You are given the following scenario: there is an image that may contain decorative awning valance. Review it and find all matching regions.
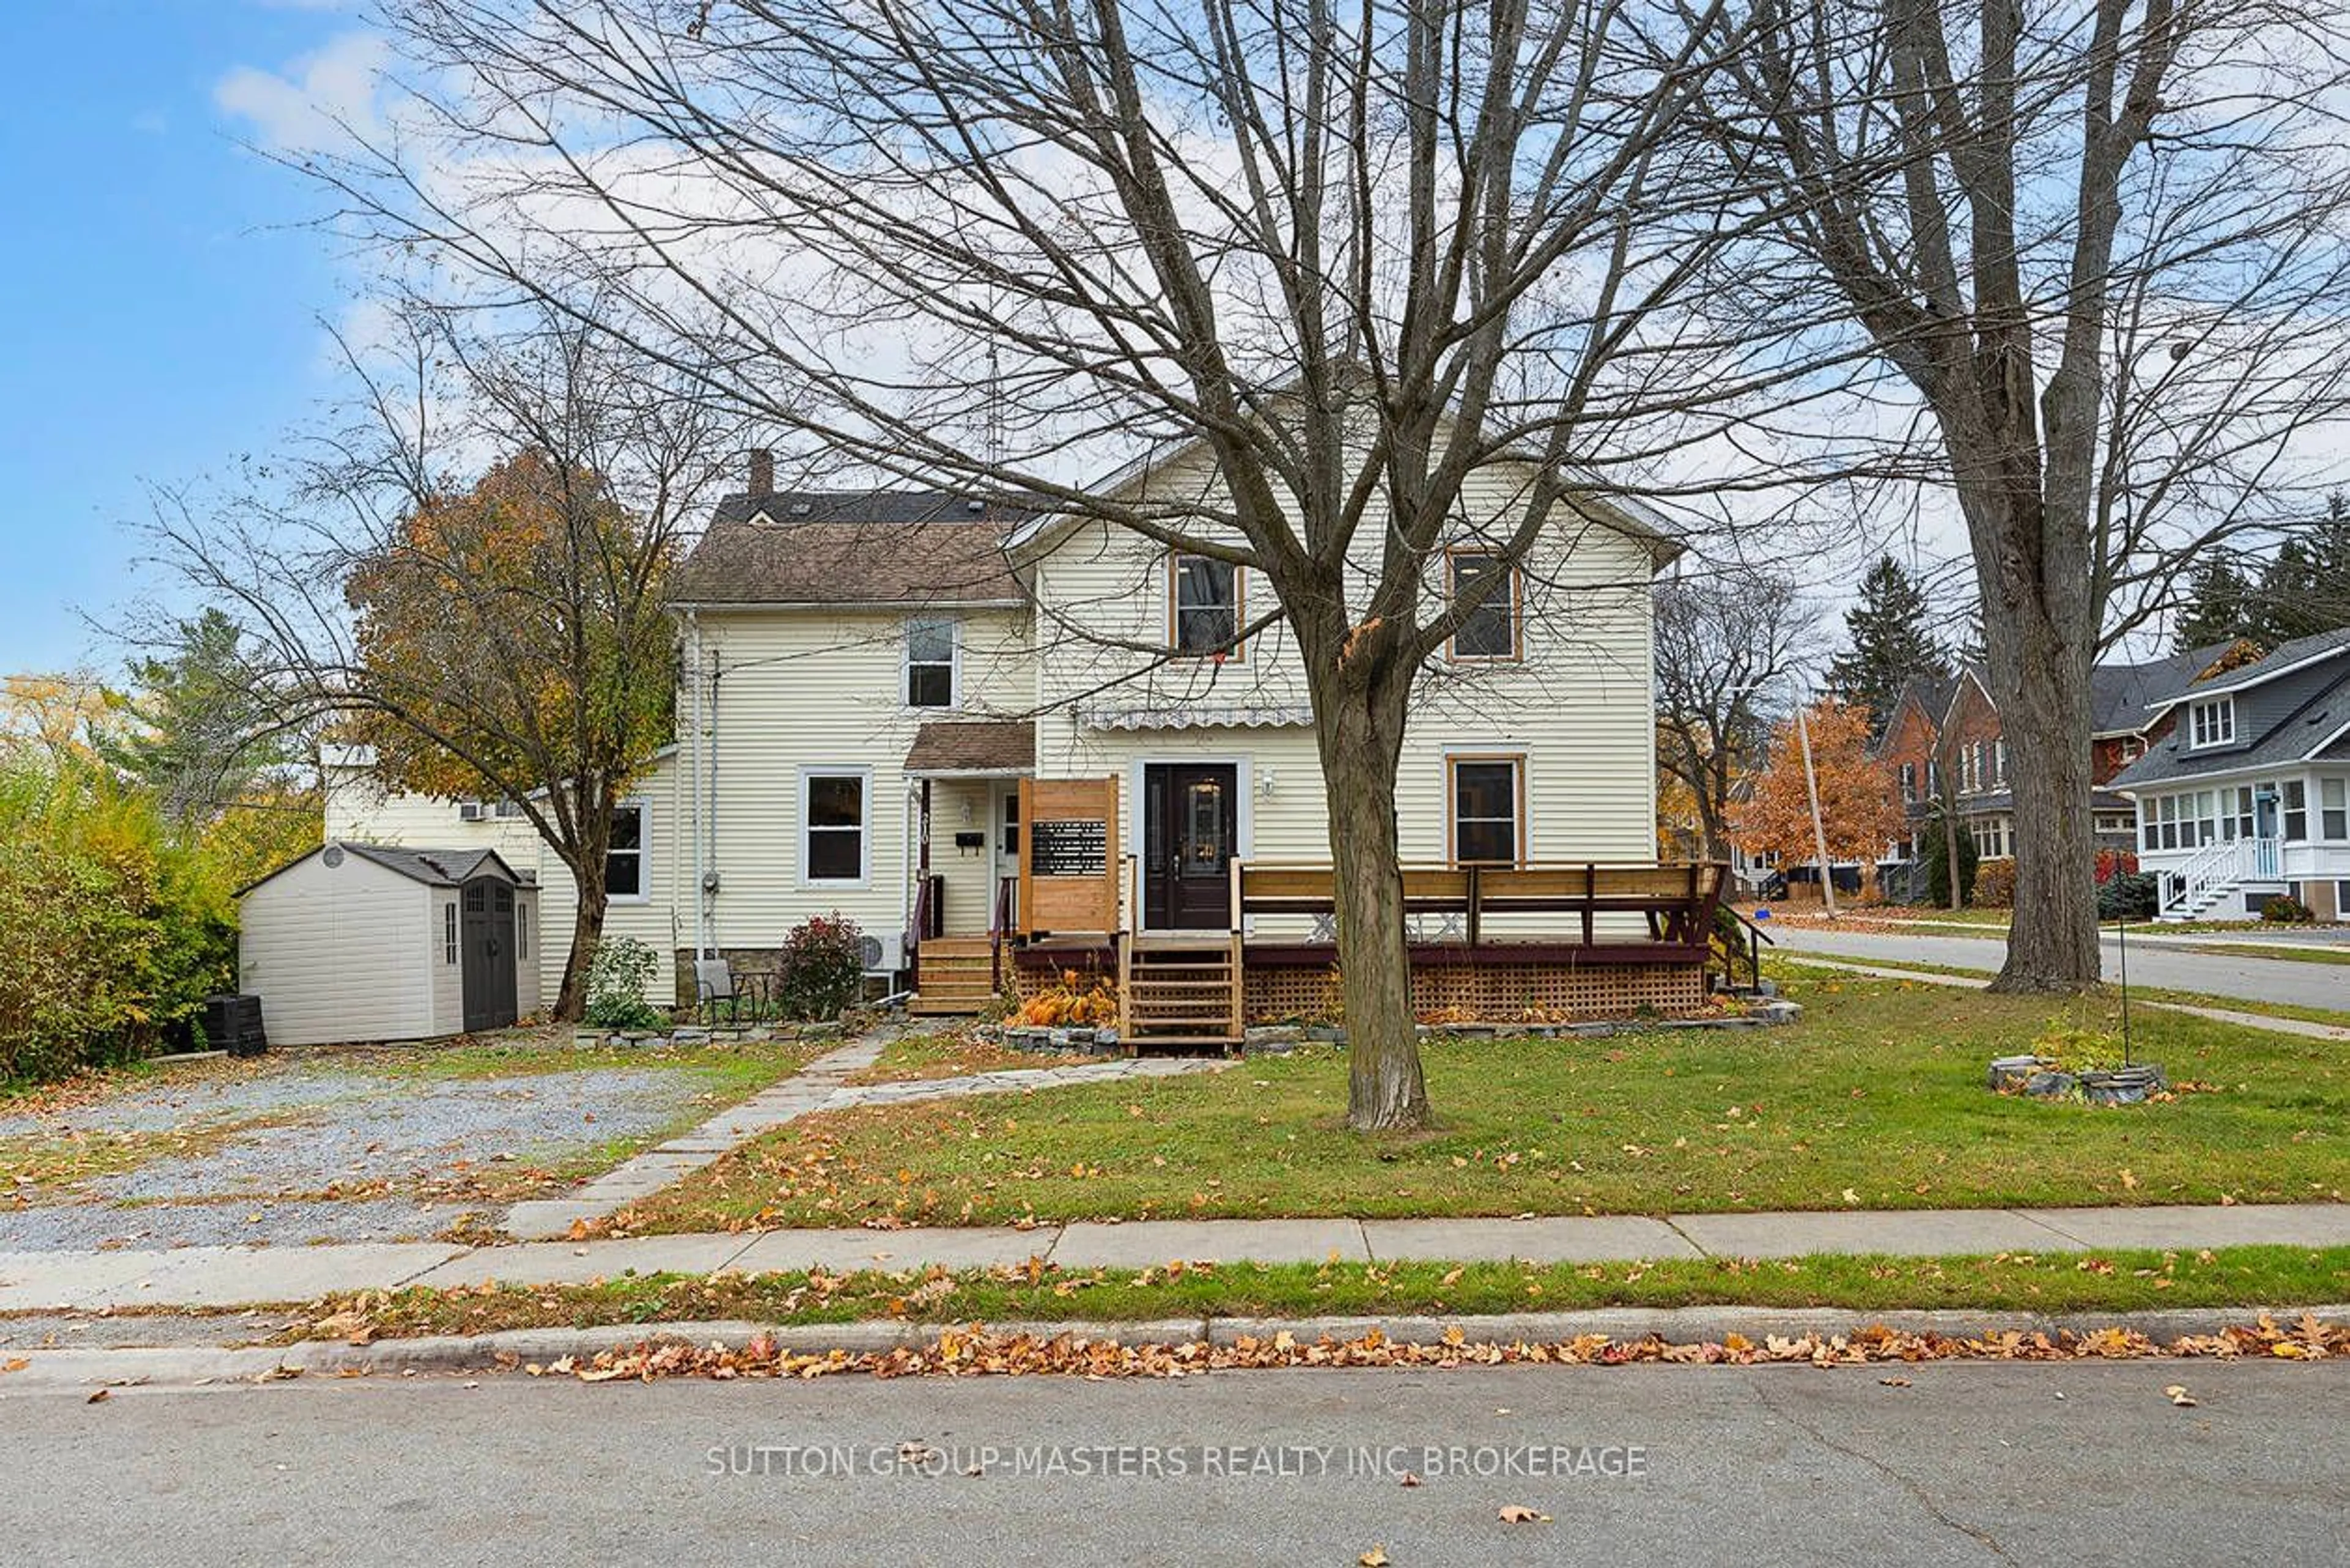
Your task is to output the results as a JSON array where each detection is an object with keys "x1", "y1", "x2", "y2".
[{"x1": 1078, "y1": 703, "x2": 1315, "y2": 731}]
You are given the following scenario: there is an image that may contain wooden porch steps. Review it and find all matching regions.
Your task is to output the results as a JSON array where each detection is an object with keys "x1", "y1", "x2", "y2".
[
  {"x1": 913, "y1": 937, "x2": 999, "y2": 1016},
  {"x1": 1121, "y1": 934, "x2": 1243, "y2": 1048}
]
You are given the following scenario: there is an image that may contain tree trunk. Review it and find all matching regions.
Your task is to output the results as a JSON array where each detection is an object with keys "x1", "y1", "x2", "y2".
[
  {"x1": 554, "y1": 879, "x2": 610, "y2": 1021},
  {"x1": 551, "y1": 793, "x2": 615, "y2": 1021},
  {"x1": 1984, "y1": 603, "x2": 2100, "y2": 991},
  {"x1": 1307, "y1": 653, "x2": 1427, "y2": 1132}
]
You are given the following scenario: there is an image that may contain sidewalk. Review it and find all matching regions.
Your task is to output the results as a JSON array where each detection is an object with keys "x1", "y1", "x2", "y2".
[
  {"x1": 7, "y1": 1202, "x2": 2348, "y2": 1313},
  {"x1": 1774, "y1": 952, "x2": 2350, "y2": 1041}
]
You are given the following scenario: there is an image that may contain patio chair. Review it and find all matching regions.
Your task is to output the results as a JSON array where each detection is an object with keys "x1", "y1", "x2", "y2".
[{"x1": 696, "y1": 957, "x2": 756, "y2": 1026}]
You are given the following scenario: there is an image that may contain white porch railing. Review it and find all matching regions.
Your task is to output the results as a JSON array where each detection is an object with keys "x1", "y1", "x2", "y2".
[
  {"x1": 2251, "y1": 835, "x2": 2283, "y2": 879},
  {"x1": 2160, "y1": 838, "x2": 2245, "y2": 917},
  {"x1": 2158, "y1": 836, "x2": 2283, "y2": 917}
]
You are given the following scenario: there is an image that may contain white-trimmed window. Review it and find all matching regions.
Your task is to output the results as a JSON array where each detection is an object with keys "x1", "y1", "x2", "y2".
[
  {"x1": 2283, "y1": 779, "x2": 2308, "y2": 841},
  {"x1": 442, "y1": 902, "x2": 458, "y2": 965},
  {"x1": 1447, "y1": 550, "x2": 1520, "y2": 660},
  {"x1": 1449, "y1": 755, "x2": 1524, "y2": 866},
  {"x1": 606, "y1": 804, "x2": 647, "y2": 902},
  {"x1": 2323, "y1": 778, "x2": 2348, "y2": 840},
  {"x1": 2189, "y1": 696, "x2": 2236, "y2": 748},
  {"x1": 905, "y1": 617, "x2": 958, "y2": 708},
  {"x1": 515, "y1": 901, "x2": 530, "y2": 964},
  {"x1": 802, "y1": 768, "x2": 871, "y2": 886},
  {"x1": 1170, "y1": 554, "x2": 1242, "y2": 656},
  {"x1": 1898, "y1": 761, "x2": 1917, "y2": 804}
]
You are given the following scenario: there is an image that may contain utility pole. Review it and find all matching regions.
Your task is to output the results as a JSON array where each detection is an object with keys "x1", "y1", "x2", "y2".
[{"x1": 1794, "y1": 695, "x2": 1838, "y2": 919}]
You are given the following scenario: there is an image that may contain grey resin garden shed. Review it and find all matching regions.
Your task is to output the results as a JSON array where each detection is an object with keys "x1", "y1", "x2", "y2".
[{"x1": 236, "y1": 842, "x2": 542, "y2": 1047}]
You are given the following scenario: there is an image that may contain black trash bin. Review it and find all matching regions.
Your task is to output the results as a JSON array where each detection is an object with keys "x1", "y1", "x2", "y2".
[{"x1": 202, "y1": 993, "x2": 268, "y2": 1058}]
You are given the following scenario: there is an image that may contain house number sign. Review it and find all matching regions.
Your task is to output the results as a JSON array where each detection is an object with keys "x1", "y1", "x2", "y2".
[{"x1": 1030, "y1": 818, "x2": 1108, "y2": 878}]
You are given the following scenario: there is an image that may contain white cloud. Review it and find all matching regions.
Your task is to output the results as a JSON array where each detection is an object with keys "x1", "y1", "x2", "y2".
[{"x1": 214, "y1": 31, "x2": 388, "y2": 154}]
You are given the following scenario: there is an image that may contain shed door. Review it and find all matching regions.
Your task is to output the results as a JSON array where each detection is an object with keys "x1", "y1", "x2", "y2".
[{"x1": 460, "y1": 878, "x2": 520, "y2": 1032}]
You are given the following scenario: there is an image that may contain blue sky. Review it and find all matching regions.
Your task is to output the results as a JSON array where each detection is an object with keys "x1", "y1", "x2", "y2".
[{"x1": 0, "y1": 1, "x2": 373, "y2": 676}]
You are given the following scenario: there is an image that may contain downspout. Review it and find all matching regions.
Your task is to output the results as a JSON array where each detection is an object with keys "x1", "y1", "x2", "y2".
[
  {"x1": 685, "y1": 609, "x2": 705, "y2": 961},
  {"x1": 706, "y1": 647, "x2": 723, "y2": 954},
  {"x1": 900, "y1": 781, "x2": 917, "y2": 973}
]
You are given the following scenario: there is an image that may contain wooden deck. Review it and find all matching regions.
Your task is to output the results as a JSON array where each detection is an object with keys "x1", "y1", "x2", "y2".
[{"x1": 913, "y1": 860, "x2": 1728, "y2": 1043}]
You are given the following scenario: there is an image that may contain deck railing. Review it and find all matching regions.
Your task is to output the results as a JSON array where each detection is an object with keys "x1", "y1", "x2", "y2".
[{"x1": 1234, "y1": 861, "x2": 1728, "y2": 948}]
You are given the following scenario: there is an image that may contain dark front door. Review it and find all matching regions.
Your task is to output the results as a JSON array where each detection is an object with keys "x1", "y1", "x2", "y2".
[
  {"x1": 1144, "y1": 763, "x2": 1239, "y2": 930},
  {"x1": 460, "y1": 878, "x2": 520, "y2": 1032}
]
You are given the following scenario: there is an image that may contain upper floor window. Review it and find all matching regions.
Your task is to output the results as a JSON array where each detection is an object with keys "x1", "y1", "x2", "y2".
[
  {"x1": 1170, "y1": 554, "x2": 1241, "y2": 656},
  {"x1": 606, "y1": 804, "x2": 646, "y2": 901},
  {"x1": 906, "y1": 617, "x2": 957, "y2": 708},
  {"x1": 1447, "y1": 551, "x2": 1520, "y2": 660},
  {"x1": 2189, "y1": 696, "x2": 2236, "y2": 749},
  {"x1": 1449, "y1": 755, "x2": 1523, "y2": 866},
  {"x1": 1898, "y1": 761, "x2": 1917, "y2": 804}
]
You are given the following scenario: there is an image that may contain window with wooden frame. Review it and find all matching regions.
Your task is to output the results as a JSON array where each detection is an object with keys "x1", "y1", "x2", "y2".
[
  {"x1": 1447, "y1": 549, "x2": 1520, "y2": 660},
  {"x1": 1447, "y1": 755, "x2": 1524, "y2": 866},
  {"x1": 905, "y1": 616, "x2": 957, "y2": 708},
  {"x1": 1168, "y1": 553, "x2": 1242, "y2": 657}
]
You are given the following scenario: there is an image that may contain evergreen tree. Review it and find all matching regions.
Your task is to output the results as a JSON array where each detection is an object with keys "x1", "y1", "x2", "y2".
[
  {"x1": 2250, "y1": 537, "x2": 2326, "y2": 644},
  {"x1": 99, "y1": 609, "x2": 297, "y2": 827},
  {"x1": 1826, "y1": 555, "x2": 1949, "y2": 744},
  {"x1": 2174, "y1": 554, "x2": 2255, "y2": 652},
  {"x1": 2308, "y1": 491, "x2": 2350, "y2": 632}
]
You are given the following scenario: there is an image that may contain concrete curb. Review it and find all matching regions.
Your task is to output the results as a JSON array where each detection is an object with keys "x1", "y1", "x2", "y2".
[{"x1": 7, "y1": 1305, "x2": 2343, "y2": 1391}]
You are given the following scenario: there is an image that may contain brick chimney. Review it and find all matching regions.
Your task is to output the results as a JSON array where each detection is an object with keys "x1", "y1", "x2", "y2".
[{"x1": 747, "y1": 447, "x2": 775, "y2": 498}]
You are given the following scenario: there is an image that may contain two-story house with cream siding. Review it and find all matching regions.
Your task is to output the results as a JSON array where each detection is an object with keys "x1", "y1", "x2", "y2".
[{"x1": 324, "y1": 430, "x2": 1723, "y2": 1040}]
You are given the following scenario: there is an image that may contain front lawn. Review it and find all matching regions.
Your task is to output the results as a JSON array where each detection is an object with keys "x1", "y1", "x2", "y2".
[
  {"x1": 279, "y1": 1245, "x2": 2350, "y2": 1338},
  {"x1": 616, "y1": 977, "x2": 2350, "y2": 1233},
  {"x1": 844, "y1": 1032, "x2": 1054, "y2": 1086}
]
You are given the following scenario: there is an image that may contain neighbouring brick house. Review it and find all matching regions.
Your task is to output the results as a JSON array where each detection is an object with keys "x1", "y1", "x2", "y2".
[{"x1": 1868, "y1": 645, "x2": 2241, "y2": 879}]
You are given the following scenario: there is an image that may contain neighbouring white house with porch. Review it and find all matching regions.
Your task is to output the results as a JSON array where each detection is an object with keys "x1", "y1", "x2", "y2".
[
  {"x1": 321, "y1": 425, "x2": 1728, "y2": 1043},
  {"x1": 2109, "y1": 628, "x2": 2350, "y2": 921}
]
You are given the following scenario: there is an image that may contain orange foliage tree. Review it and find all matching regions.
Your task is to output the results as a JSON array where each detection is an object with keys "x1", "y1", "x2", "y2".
[
  {"x1": 344, "y1": 448, "x2": 678, "y2": 1017},
  {"x1": 1734, "y1": 698, "x2": 1903, "y2": 872}
]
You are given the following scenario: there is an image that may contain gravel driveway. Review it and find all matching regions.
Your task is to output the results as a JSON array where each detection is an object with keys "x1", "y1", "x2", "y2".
[{"x1": 0, "y1": 1049, "x2": 756, "y2": 1252}]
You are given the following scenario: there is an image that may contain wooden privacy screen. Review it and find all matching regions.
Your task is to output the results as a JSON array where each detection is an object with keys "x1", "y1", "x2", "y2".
[{"x1": 1018, "y1": 776, "x2": 1121, "y2": 935}]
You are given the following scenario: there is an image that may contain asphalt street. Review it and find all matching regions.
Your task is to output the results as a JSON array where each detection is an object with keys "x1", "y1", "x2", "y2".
[
  {"x1": 1762, "y1": 923, "x2": 2349, "y2": 1011},
  {"x1": 7, "y1": 1361, "x2": 2346, "y2": 1566}
]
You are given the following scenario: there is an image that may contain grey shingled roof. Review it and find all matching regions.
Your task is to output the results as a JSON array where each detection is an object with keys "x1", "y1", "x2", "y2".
[
  {"x1": 2139, "y1": 626, "x2": 2350, "y2": 707},
  {"x1": 236, "y1": 842, "x2": 529, "y2": 900},
  {"x1": 673, "y1": 490, "x2": 1039, "y2": 605},
  {"x1": 340, "y1": 844, "x2": 524, "y2": 887},
  {"x1": 2107, "y1": 660, "x2": 2350, "y2": 791},
  {"x1": 2089, "y1": 643, "x2": 2237, "y2": 735}
]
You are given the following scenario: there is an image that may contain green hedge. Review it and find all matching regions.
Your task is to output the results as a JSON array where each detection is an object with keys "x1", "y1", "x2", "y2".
[{"x1": 0, "y1": 756, "x2": 235, "y2": 1083}]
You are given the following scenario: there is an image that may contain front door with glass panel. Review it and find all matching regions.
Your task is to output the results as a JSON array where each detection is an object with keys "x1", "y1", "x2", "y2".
[{"x1": 1143, "y1": 763, "x2": 1238, "y2": 930}]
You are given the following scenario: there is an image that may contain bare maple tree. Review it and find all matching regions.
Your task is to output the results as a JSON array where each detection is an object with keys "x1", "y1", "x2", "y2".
[
  {"x1": 1688, "y1": 0, "x2": 2350, "y2": 989},
  {"x1": 1654, "y1": 567, "x2": 1822, "y2": 862},
  {"x1": 305, "y1": 0, "x2": 1803, "y2": 1128},
  {"x1": 143, "y1": 302, "x2": 741, "y2": 1016}
]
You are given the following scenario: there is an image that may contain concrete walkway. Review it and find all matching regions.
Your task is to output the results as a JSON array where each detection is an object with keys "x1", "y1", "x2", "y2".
[
  {"x1": 1762, "y1": 922, "x2": 2350, "y2": 1012},
  {"x1": 6, "y1": 1202, "x2": 2348, "y2": 1313},
  {"x1": 501, "y1": 1037, "x2": 1230, "y2": 1240},
  {"x1": 1774, "y1": 953, "x2": 2350, "y2": 1042}
]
